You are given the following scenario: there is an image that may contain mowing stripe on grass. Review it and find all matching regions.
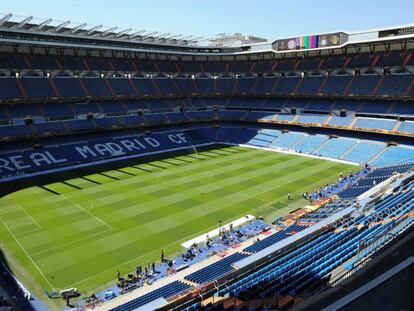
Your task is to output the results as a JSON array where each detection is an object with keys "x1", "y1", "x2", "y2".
[
  {"x1": 59, "y1": 194, "x2": 113, "y2": 230},
  {"x1": 0, "y1": 146, "x2": 356, "y2": 298},
  {"x1": 0, "y1": 218, "x2": 55, "y2": 290}
]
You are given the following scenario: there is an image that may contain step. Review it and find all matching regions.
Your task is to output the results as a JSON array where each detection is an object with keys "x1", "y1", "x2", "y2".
[
  {"x1": 368, "y1": 146, "x2": 388, "y2": 164},
  {"x1": 324, "y1": 115, "x2": 333, "y2": 125},
  {"x1": 338, "y1": 141, "x2": 358, "y2": 159},
  {"x1": 392, "y1": 120, "x2": 401, "y2": 132},
  {"x1": 349, "y1": 117, "x2": 358, "y2": 128},
  {"x1": 312, "y1": 138, "x2": 332, "y2": 154},
  {"x1": 290, "y1": 134, "x2": 308, "y2": 149}
]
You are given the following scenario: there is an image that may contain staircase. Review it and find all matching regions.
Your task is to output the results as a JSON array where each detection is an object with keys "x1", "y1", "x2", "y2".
[
  {"x1": 392, "y1": 120, "x2": 401, "y2": 132},
  {"x1": 249, "y1": 63, "x2": 255, "y2": 73},
  {"x1": 128, "y1": 79, "x2": 140, "y2": 95},
  {"x1": 152, "y1": 63, "x2": 160, "y2": 73},
  {"x1": 171, "y1": 79, "x2": 182, "y2": 93},
  {"x1": 104, "y1": 79, "x2": 116, "y2": 95},
  {"x1": 55, "y1": 58, "x2": 64, "y2": 71},
  {"x1": 48, "y1": 78, "x2": 60, "y2": 97},
  {"x1": 15, "y1": 79, "x2": 27, "y2": 98},
  {"x1": 324, "y1": 115, "x2": 333, "y2": 125},
  {"x1": 317, "y1": 58, "x2": 325, "y2": 70},
  {"x1": 150, "y1": 79, "x2": 162, "y2": 95},
  {"x1": 371, "y1": 54, "x2": 381, "y2": 67},
  {"x1": 344, "y1": 75, "x2": 356, "y2": 95},
  {"x1": 77, "y1": 78, "x2": 90, "y2": 96},
  {"x1": 250, "y1": 79, "x2": 259, "y2": 93},
  {"x1": 270, "y1": 77, "x2": 282, "y2": 93},
  {"x1": 403, "y1": 52, "x2": 412, "y2": 66},
  {"x1": 303, "y1": 99, "x2": 312, "y2": 110},
  {"x1": 405, "y1": 78, "x2": 414, "y2": 95},
  {"x1": 292, "y1": 77, "x2": 304, "y2": 94},
  {"x1": 310, "y1": 137, "x2": 329, "y2": 153},
  {"x1": 349, "y1": 117, "x2": 358, "y2": 128},
  {"x1": 368, "y1": 146, "x2": 388, "y2": 164},
  {"x1": 343, "y1": 57, "x2": 351, "y2": 68},
  {"x1": 232, "y1": 79, "x2": 239, "y2": 94},
  {"x1": 313, "y1": 138, "x2": 332, "y2": 154},
  {"x1": 372, "y1": 75, "x2": 385, "y2": 95},
  {"x1": 82, "y1": 59, "x2": 91, "y2": 71},
  {"x1": 290, "y1": 134, "x2": 307, "y2": 149},
  {"x1": 356, "y1": 101, "x2": 365, "y2": 112},
  {"x1": 23, "y1": 56, "x2": 32, "y2": 71},
  {"x1": 131, "y1": 60, "x2": 139, "y2": 72},
  {"x1": 338, "y1": 142, "x2": 358, "y2": 159},
  {"x1": 317, "y1": 76, "x2": 329, "y2": 93},
  {"x1": 192, "y1": 79, "x2": 200, "y2": 93},
  {"x1": 268, "y1": 132, "x2": 282, "y2": 146},
  {"x1": 108, "y1": 60, "x2": 116, "y2": 72}
]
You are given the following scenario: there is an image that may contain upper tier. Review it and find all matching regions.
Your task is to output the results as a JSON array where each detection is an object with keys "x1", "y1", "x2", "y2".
[
  {"x1": 0, "y1": 75, "x2": 413, "y2": 101},
  {"x1": 0, "y1": 50, "x2": 413, "y2": 73}
]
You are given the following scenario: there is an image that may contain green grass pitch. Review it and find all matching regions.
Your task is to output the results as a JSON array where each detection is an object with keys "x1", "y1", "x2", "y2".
[{"x1": 0, "y1": 146, "x2": 356, "y2": 305}]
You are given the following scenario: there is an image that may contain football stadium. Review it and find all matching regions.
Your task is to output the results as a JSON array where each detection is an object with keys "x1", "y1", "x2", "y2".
[{"x1": 0, "y1": 3, "x2": 414, "y2": 311}]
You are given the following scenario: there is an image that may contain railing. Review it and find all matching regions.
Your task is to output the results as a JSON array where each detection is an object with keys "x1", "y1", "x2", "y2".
[{"x1": 313, "y1": 209, "x2": 414, "y2": 294}]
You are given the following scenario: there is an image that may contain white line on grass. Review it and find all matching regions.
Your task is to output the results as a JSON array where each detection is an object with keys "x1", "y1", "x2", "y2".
[
  {"x1": 15, "y1": 227, "x2": 41, "y2": 237},
  {"x1": 16, "y1": 204, "x2": 42, "y2": 229},
  {"x1": 0, "y1": 217, "x2": 55, "y2": 290},
  {"x1": 30, "y1": 228, "x2": 113, "y2": 258},
  {"x1": 60, "y1": 194, "x2": 113, "y2": 230},
  {"x1": 63, "y1": 208, "x2": 258, "y2": 289}
]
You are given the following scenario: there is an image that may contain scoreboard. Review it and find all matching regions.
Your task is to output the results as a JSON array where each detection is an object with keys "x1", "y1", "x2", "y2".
[{"x1": 275, "y1": 32, "x2": 348, "y2": 51}]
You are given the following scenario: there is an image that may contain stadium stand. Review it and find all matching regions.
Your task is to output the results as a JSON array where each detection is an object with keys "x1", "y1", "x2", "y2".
[
  {"x1": 184, "y1": 253, "x2": 249, "y2": 284},
  {"x1": 293, "y1": 134, "x2": 328, "y2": 153},
  {"x1": 110, "y1": 281, "x2": 192, "y2": 311},
  {"x1": 341, "y1": 141, "x2": 386, "y2": 163},
  {"x1": 315, "y1": 138, "x2": 357, "y2": 159},
  {"x1": 371, "y1": 145, "x2": 414, "y2": 166},
  {"x1": 354, "y1": 117, "x2": 397, "y2": 131},
  {"x1": 1, "y1": 16, "x2": 414, "y2": 311}
]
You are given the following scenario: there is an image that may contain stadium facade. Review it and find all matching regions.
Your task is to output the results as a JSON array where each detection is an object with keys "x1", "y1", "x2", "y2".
[{"x1": 0, "y1": 13, "x2": 414, "y2": 311}]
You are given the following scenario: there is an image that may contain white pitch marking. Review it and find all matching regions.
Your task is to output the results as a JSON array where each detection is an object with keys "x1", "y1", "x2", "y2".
[
  {"x1": 30, "y1": 228, "x2": 112, "y2": 257},
  {"x1": 15, "y1": 227, "x2": 41, "y2": 237},
  {"x1": 0, "y1": 217, "x2": 55, "y2": 290},
  {"x1": 60, "y1": 194, "x2": 113, "y2": 230},
  {"x1": 16, "y1": 204, "x2": 42, "y2": 229}
]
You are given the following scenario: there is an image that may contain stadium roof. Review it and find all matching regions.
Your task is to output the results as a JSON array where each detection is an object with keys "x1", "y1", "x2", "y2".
[
  {"x1": 0, "y1": 13, "x2": 413, "y2": 57},
  {"x1": 0, "y1": 13, "x2": 211, "y2": 46}
]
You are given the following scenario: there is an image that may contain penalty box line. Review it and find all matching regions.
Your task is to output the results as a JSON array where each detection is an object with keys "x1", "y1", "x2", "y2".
[
  {"x1": 0, "y1": 217, "x2": 55, "y2": 290},
  {"x1": 63, "y1": 216, "x2": 244, "y2": 289},
  {"x1": 16, "y1": 204, "x2": 42, "y2": 229}
]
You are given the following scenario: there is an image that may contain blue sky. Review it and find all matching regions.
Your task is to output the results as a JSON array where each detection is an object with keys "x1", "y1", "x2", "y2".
[{"x1": 3, "y1": 0, "x2": 414, "y2": 40}]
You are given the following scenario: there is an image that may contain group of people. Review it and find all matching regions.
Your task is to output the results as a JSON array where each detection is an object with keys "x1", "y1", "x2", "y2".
[
  {"x1": 117, "y1": 249, "x2": 174, "y2": 290},
  {"x1": 309, "y1": 167, "x2": 372, "y2": 201},
  {"x1": 115, "y1": 221, "x2": 254, "y2": 291}
]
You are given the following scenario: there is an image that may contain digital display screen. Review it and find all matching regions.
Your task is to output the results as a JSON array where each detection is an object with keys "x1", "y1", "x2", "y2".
[
  {"x1": 318, "y1": 33, "x2": 341, "y2": 48},
  {"x1": 275, "y1": 32, "x2": 344, "y2": 51},
  {"x1": 277, "y1": 35, "x2": 318, "y2": 51}
]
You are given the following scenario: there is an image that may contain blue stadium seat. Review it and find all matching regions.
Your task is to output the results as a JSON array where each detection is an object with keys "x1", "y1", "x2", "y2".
[
  {"x1": 110, "y1": 281, "x2": 192, "y2": 311},
  {"x1": 185, "y1": 253, "x2": 248, "y2": 284},
  {"x1": 354, "y1": 117, "x2": 396, "y2": 131},
  {"x1": 316, "y1": 138, "x2": 356, "y2": 158}
]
